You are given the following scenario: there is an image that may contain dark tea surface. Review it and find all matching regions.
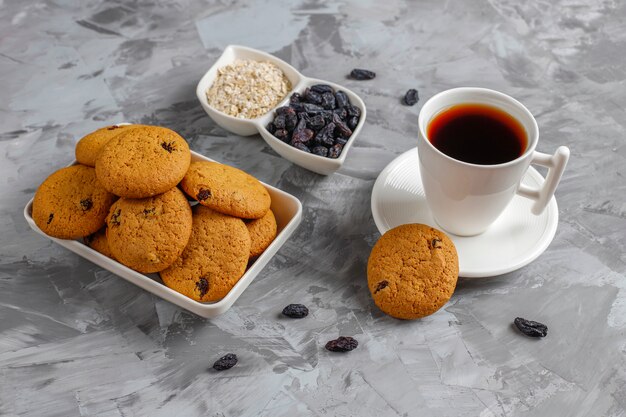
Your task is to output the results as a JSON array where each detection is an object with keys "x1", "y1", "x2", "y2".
[{"x1": 427, "y1": 103, "x2": 527, "y2": 165}]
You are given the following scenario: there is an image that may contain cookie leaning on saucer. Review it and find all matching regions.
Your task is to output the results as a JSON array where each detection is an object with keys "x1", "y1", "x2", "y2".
[
  {"x1": 106, "y1": 187, "x2": 192, "y2": 273},
  {"x1": 75, "y1": 124, "x2": 141, "y2": 167},
  {"x1": 95, "y1": 125, "x2": 190, "y2": 198},
  {"x1": 32, "y1": 165, "x2": 116, "y2": 239},
  {"x1": 367, "y1": 223, "x2": 459, "y2": 319},
  {"x1": 246, "y1": 209, "x2": 277, "y2": 258},
  {"x1": 181, "y1": 161, "x2": 270, "y2": 219},
  {"x1": 160, "y1": 205, "x2": 251, "y2": 302}
]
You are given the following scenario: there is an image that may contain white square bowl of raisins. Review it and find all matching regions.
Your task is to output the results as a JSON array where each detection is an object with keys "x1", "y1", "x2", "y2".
[{"x1": 196, "y1": 45, "x2": 367, "y2": 175}]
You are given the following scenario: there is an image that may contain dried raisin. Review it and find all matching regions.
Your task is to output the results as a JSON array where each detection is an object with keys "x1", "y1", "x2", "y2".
[
  {"x1": 80, "y1": 198, "x2": 93, "y2": 211},
  {"x1": 273, "y1": 129, "x2": 289, "y2": 142},
  {"x1": 290, "y1": 92, "x2": 302, "y2": 104},
  {"x1": 282, "y1": 303, "x2": 309, "y2": 318},
  {"x1": 271, "y1": 84, "x2": 360, "y2": 159},
  {"x1": 212, "y1": 353, "x2": 237, "y2": 371},
  {"x1": 161, "y1": 141, "x2": 176, "y2": 153},
  {"x1": 292, "y1": 128, "x2": 314, "y2": 144},
  {"x1": 285, "y1": 113, "x2": 298, "y2": 131},
  {"x1": 109, "y1": 209, "x2": 121, "y2": 226},
  {"x1": 332, "y1": 113, "x2": 352, "y2": 138},
  {"x1": 273, "y1": 114, "x2": 286, "y2": 129},
  {"x1": 333, "y1": 108, "x2": 348, "y2": 121},
  {"x1": 347, "y1": 105, "x2": 361, "y2": 118},
  {"x1": 197, "y1": 188, "x2": 211, "y2": 201},
  {"x1": 307, "y1": 114, "x2": 326, "y2": 131},
  {"x1": 403, "y1": 89, "x2": 419, "y2": 106},
  {"x1": 321, "y1": 92, "x2": 336, "y2": 110},
  {"x1": 349, "y1": 68, "x2": 375, "y2": 80},
  {"x1": 315, "y1": 123, "x2": 336, "y2": 147},
  {"x1": 335, "y1": 91, "x2": 349, "y2": 108},
  {"x1": 347, "y1": 116, "x2": 359, "y2": 130},
  {"x1": 311, "y1": 146, "x2": 329, "y2": 157},
  {"x1": 374, "y1": 280, "x2": 388, "y2": 293},
  {"x1": 328, "y1": 143, "x2": 343, "y2": 158},
  {"x1": 276, "y1": 106, "x2": 296, "y2": 116},
  {"x1": 196, "y1": 277, "x2": 209, "y2": 298},
  {"x1": 325, "y1": 336, "x2": 358, "y2": 352},
  {"x1": 514, "y1": 317, "x2": 548, "y2": 337},
  {"x1": 310, "y1": 84, "x2": 333, "y2": 94},
  {"x1": 47, "y1": 213, "x2": 54, "y2": 225},
  {"x1": 304, "y1": 89, "x2": 322, "y2": 105},
  {"x1": 291, "y1": 141, "x2": 311, "y2": 153},
  {"x1": 301, "y1": 103, "x2": 324, "y2": 113}
]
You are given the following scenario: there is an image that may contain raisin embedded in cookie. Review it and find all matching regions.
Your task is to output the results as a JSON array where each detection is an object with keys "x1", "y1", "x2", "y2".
[
  {"x1": 32, "y1": 165, "x2": 116, "y2": 239},
  {"x1": 75, "y1": 124, "x2": 141, "y2": 167},
  {"x1": 367, "y1": 223, "x2": 459, "y2": 319},
  {"x1": 160, "y1": 205, "x2": 251, "y2": 302},
  {"x1": 246, "y1": 209, "x2": 277, "y2": 258},
  {"x1": 106, "y1": 187, "x2": 192, "y2": 273},
  {"x1": 180, "y1": 161, "x2": 271, "y2": 219},
  {"x1": 95, "y1": 125, "x2": 191, "y2": 198}
]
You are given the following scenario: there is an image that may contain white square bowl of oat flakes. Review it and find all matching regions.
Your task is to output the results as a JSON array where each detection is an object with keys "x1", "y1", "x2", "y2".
[{"x1": 196, "y1": 45, "x2": 367, "y2": 176}]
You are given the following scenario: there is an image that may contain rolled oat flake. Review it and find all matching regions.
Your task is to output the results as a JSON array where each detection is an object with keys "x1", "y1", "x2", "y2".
[{"x1": 206, "y1": 59, "x2": 291, "y2": 119}]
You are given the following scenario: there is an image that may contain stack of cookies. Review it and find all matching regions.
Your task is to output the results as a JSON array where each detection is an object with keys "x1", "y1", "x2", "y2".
[{"x1": 32, "y1": 124, "x2": 277, "y2": 302}]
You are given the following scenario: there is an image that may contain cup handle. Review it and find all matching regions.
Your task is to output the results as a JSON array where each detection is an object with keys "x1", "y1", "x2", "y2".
[{"x1": 516, "y1": 146, "x2": 570, "y2": 215}]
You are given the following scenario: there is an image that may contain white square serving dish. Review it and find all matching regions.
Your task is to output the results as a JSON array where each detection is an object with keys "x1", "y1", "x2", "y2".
[
  {"x1": 196, "y1": 45, "x2": 367, "y2": 176},
  {"x1": 24, "y1": 151, "x2": 303, "y2": 318}
]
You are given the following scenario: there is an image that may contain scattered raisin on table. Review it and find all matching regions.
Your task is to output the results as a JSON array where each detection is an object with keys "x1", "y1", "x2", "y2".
[
  {"x1": 212, "y1": 353, "x2": 238, "y2": 371},
  {"x1": 349, "y1": 68, "x2": 376, "y2": 80},
  {"x1": 325, "y1": 336, "x2": 358, "y2": 352},
  {"x1": 282, "y1": 303, "x2": 309, "y2": 318},
  {"x1": 403, "y1": 89, "x2": 419, "y2": 106},
  {"x1": 514, "y1": 317, "x2": 548, "y2": 338}
]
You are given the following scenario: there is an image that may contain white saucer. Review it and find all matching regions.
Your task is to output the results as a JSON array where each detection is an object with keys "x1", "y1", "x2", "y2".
[{"x1": 371, "y1": 148, "x2": 559, "y2": 278}]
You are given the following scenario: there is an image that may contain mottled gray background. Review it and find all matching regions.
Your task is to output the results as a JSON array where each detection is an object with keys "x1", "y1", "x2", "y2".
[{"x1": 1, "y1": 0, "x2": 625, "y2": 416}]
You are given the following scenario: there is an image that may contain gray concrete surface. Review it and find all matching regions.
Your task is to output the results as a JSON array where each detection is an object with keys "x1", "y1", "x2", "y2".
[{"x1": 1, "y1": 0, "x2": 625, "y2": 416}]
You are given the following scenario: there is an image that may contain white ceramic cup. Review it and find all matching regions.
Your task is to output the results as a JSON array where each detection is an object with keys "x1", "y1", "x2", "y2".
[{"x1": 417, "y1": 87, "x2": 570, "y2": 236}]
